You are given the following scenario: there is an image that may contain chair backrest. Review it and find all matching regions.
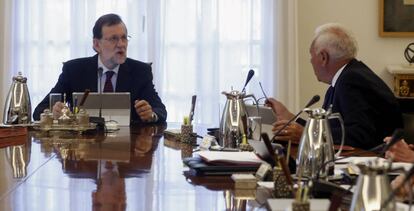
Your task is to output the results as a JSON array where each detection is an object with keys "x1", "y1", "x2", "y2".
[{"x1": 403, "y1": 113, "x2": 414, "y2": 144}]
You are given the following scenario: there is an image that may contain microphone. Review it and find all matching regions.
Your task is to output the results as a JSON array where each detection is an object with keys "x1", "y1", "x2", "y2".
[
  {"x1": 241, "y1": 69, "x2": 255, "y2": 93},
  {"x1": 189, "y1": 95, "x2": 197, "y2": 124},
  {"x1": 89, "y1": 67, "x2": 105, "y2": 130},
  {"x1": 97, "y1": 67, "x2": 103, "y2": 118},
  {"x1": 315, "y1": 128, "x2": 404, "y2": 180},
  {"x1": 271, "y1": 95, "x2": 320, "y2": 142},
  {"x1": 380, "y1": 128, "x2": 404, "y2": 155}
]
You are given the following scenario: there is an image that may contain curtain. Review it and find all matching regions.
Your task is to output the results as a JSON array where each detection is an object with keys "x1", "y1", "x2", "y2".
[
  {"x1": 157, "y1": 0, "x2": 275, "y2": 126},
  {"x1": 0, "y1": 0, "x2": 13, "y2": 122},
  {"x1": 7, "y1": 0, "x2": 149, "y2": 119},
  {"x1": 4, "y1": 0, "x2": 278, "y2": 126},
  {"x1": 0, "y1": 0, "x2": 302, "y2": 210}
]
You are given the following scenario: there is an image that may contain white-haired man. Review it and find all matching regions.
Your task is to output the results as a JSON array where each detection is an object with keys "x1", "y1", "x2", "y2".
[{"x1": 266, "y1": 23, "x2": 403, "y2": 150}]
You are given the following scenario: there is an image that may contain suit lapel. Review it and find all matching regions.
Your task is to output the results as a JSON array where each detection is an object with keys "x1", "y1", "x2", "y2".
[
  {"x1": 86, "y1": 55, "x2": 99, "y2": 92},
  {"x1": 116, "y1": 61, "x2": 131, "y2": 92}
]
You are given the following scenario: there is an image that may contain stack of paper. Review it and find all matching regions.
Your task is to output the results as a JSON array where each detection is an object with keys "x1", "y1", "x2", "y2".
[
  {"x1": 336, "y1": 156, "x2": 413, "y2": 174},
  {"x1": 195, "y1": 151, "x2": 266, "y2": 166}
]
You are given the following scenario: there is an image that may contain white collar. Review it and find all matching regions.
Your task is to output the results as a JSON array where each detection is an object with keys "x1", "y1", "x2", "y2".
[
  {"x1": 98, "y1": 55, "x2": 120, "y2": 75},
  {"x1": 331, "y1": 63, "x2": 348, "y2": 87}
]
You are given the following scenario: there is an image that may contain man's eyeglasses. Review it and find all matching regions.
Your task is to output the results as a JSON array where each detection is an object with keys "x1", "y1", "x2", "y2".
[{"x1": 102, "y1": 35, "x2": 131, "y2": 45}]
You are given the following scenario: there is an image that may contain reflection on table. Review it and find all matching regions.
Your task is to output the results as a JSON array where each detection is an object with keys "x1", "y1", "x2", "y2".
[{"x1": 1, "y1": 123, "x2": 259, "y2": 211}]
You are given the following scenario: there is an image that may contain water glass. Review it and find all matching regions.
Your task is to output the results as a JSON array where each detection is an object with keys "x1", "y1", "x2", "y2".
[
  {"x1": 49, "y1": 93, "x2": 62, "y2": 110},
  {"x1": 248, "y1": 116, "x2": 262, "y2": 141}
]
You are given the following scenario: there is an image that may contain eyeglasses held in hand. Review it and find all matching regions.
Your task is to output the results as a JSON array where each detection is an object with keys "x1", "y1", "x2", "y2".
[{"x1": 259, "y1": 82, "x2": 269, "y2": 102}]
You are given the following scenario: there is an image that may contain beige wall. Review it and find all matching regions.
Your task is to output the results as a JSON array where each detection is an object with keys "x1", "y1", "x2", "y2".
[{"x1": 297, "y1": 0, "x2": 412, "y2": 107}]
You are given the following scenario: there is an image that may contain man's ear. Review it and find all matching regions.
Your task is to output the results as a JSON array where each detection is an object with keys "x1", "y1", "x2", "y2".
[
  {"x1": 93, "y1": 38, "x2": 100, "y2": 53},
  {"x1": 320, "y1": 50, "x2": 329, "y2": 66}
]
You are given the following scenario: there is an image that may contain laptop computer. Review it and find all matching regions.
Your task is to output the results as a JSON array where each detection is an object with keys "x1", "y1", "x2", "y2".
[
  {"x1": 72, "y1": 92, "x2": 131, "y2": 126},
  {"x1": 245, "y1": 104, "x2": 277, "y2": 138}
]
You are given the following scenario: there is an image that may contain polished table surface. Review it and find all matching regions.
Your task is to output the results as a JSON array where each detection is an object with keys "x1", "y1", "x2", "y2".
[
  {"x1": 0, "y1": 123, "x2": 375, "y2": 211},
  {"x1": 0, "y1": 123, "x2": 270, "y2": 211}
]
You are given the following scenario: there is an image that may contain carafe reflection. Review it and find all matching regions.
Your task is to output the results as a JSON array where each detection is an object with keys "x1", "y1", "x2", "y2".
[{"x1": 6, "y1": 144, "x2": 31, "y2": 178}]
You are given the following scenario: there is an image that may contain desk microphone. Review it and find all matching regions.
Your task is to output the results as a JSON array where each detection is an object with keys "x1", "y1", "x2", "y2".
[
  {"x1": 314, "y1": 128, "x2": 404, "y2": 181},
  {"x1": 271, "y1": 95, "x2": 320, "y2": 142},
  {"x1": 380, "y1": 128, "x2": 404, "y2": 155},
  {"x1": 97, "y1": 67, "x2": 103, "y2": 118},
  {"x1": 189, "y1": 95, "x2": 197, "y2": 124},
  {"x1": 241, "y1": 69, "x2": 255, "y2": 93},
  {"x1": 310, "y1": 128, "x2": 405, "y2": 200},
  {"x1": 89, "y1": 67, "x2": 105, "y2": 130}
]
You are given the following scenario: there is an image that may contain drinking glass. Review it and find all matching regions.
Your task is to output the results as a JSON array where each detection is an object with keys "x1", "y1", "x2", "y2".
[
  {"x1": 248, "y1": 116, "x2": 262, "y2": 141},
  {"x1": 49, "y1": 93, "x2": 62, "y2": 110}
]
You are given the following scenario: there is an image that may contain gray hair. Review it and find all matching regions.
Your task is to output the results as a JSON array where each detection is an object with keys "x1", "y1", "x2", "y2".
[{"x1": 312, "y1": 23, "x2": 358, "y2": 60}]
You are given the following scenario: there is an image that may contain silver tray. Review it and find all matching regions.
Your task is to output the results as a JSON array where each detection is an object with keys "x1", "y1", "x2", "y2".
[{"x1": 31, "y1": 122, "x2": 97, "y2": 132}]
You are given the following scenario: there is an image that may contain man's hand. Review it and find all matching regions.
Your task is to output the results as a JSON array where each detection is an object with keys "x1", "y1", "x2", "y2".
[
  {"x1": 272, "y1": 120, "x2": 303, "y2": 143},
  {"x1": 52, "y1": 102, "x2": 65, "y2": 119},
  {"x1": 384, "y1": 137, "x2": 414, "y2": 163},
  {"x1": 265, "y1": 98, "x2": 294, "y2": 121},
  {"x1": 391, "y1": 174, "x2": 414, "y2": 200},
  {"x1": 134, "y1": 100, "x2": 155, "y2": 122}
]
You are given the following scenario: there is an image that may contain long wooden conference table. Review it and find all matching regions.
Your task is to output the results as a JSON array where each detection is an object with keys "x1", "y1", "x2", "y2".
[
  {"x1": 0, "y1": 123, "x2": 264, "y2": 211},
  {"x1": 0, "y1": 123, "x2": 372, "y2": 211}
]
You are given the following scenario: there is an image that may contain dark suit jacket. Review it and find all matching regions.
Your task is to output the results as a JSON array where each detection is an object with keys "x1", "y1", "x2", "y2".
[
  {"x1": 327, "y1": 59, "x2": 403, "y2": 150},
  {"x1": 33, "y1": 54, "x2": 167, "y2": 123}
]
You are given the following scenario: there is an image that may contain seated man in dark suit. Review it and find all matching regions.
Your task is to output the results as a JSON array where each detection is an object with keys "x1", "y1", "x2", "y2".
[
  {"x1": 266, "y1": 23, "x2": 403, "y2": 150},
  {"x1": 33, "y1": 13, "x2": 167, "y2": 123}
]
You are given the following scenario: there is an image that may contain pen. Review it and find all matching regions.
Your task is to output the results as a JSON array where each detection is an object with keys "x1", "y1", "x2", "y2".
[
  {"x1": 189, "y1": 95, "x2": 197, "y2": 125},
  {"x1": 79, "y1": 89, "x2": 90, "y2": 107},
  {"x1": 74, "y1": 97, "x2": 78, "y2": 114}
]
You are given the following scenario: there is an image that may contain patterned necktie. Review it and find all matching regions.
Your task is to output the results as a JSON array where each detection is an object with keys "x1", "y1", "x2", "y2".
[
  {"x1": 103, "y1": 71, "x2": 115, "y2": 92},
  {"x1": 322, "y1": 86, "x2": 335, "y2": 109}
]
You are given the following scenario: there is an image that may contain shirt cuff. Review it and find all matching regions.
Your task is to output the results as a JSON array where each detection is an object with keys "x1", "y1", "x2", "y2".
[
  {"x1": 151, "y1": 112, "x2": 159, "y2": 122},
  {"x1": 295, "y1": 117, "x2": 306, "y2": 126}
]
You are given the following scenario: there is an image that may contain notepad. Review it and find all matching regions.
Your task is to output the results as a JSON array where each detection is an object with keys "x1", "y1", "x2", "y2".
[{"x1": 195, "y1": 151, "x2": 266, "y2": 166}]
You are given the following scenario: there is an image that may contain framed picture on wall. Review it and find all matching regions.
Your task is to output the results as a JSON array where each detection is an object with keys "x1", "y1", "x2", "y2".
[{"x1": 379, "y1": 0, "x2": 414, "y2": 37}]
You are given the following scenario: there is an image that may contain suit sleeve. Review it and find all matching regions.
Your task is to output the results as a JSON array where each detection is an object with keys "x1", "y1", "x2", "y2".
[
  {"x1": 138, "y1": 66, "x2": 167, "y2": 123},
  {"x1": 331, "y1": 79, "x2": 379, "y2": 149}
]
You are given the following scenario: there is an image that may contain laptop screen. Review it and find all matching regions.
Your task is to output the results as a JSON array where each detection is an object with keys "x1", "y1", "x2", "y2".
[
  {"x1": 72, "y1": 92, "x2": 131, "y2": 126},
  {"x1": 245, "y1": 104, "x2": 277, "y2": 125}
]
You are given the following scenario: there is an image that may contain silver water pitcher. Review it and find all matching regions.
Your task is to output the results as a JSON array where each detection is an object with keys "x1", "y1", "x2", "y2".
[
  {"x1": 296, "y1": 107, "x2": 344, "y2": 179},
  {"x1": 350, "y1": 160, "x2": 395, "y2": 211},
  {"x1": 219, "y1": 90, "x2": 256, "y2": 148},
  {"x1": 3, "y1": 72, "x2": 32, "y2": 124}
]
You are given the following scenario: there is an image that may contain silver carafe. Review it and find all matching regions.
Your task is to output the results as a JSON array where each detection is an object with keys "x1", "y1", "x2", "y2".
[
  {"x1": 350, "y1": 159, "x2": 395, "y2": 211},
  {"x1": 296, "y1": 107, "x2": 344, "y2": 179},
  {"x1": 3, "y1": 72, "x2": 32, "y2": 124},
  {"x1": 219, "y1": 90, "x2": 255, "y2": 148}
]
